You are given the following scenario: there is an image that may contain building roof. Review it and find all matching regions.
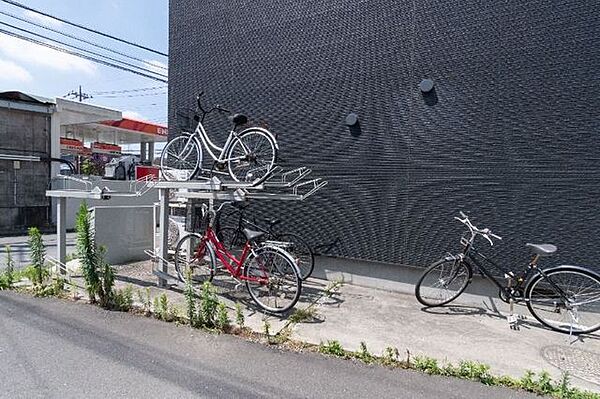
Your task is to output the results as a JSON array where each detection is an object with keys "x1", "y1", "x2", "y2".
[{"x1": 0, "y1": 91, "x2": 55, "y2": 104}]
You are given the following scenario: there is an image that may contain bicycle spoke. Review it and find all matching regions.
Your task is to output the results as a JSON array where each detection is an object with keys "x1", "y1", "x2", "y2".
[{"x1": 528, "y1": 269, "x2": 600, "y2": 334}]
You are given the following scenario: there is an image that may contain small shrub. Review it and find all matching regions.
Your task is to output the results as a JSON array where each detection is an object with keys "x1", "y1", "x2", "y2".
[
  {"x1": 200, "y1": 281, "x2": 218, "y2": 328},
  {"x1": 144, "y1": 287, "x2": 152, "y2": 314},
  {"x1": 381, "y1": 346, "x2": 400, "y2": 366},
  {"x1": 354, "y1": 341, "x2": 374, "y2": 364},
  {"x1": 263, "y1": 319, "x2": 271, "y2": 337},
  {"x1": 112, "y1": 285, "x2": 134, "y2": 312},
  {"x1": 157, "y1": 293, "x2": 169, "y2": 321},
  {"x1": 184, "y1": 269, "x2": 197, "y2": 327},
  {"x1": 235, "y1": 302, "x2": 244, "y2": 328},
  {"x1": 319, "y1": 340, "x2": 346, "y2": 357},
  {"x1": 1, "y1": 245, "x2": 15, "y2": 289},
  {"x1": 454, "y1": 360, "x2": 494, "y2": 385},
  {"x1": 216, "y1": 303, "x2": 230, "y2": 331},
  {"x1": 28, "y1": 227, "x2": 46, "y2": 286},
  {"x1": 413, "y1": 356, "x2": 441, "y2": 375},
  {"x1": 535, "y1": 371, "x2": 555, "y2": 395}
]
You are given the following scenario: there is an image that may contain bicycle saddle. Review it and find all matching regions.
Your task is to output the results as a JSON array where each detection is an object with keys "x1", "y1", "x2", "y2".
[
  {"x1": 526, "y1": 243, "x2": 557, "y2": 256},
  {"x1": 229, "y1": 113, "x2": 248, "y2": 126},
  {"x1": 243, "y1": 228, "x2": 265, "y2": 242}
]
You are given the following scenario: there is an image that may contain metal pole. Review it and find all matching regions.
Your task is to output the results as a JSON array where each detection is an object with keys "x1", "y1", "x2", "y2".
[
  {"x1": 57, "y1": 197, "x2": 67, "y2": 273},
  {"x1": 158, "y1": 187, "x2": 169, "y2": 287}
]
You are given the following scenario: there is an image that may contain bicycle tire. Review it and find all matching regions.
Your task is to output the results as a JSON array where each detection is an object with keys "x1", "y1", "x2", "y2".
[
  {"x1": 273, "y1": 232, "x2": 315, "y2": 280},
  {"x1": 525, "y1": 266, "x2": 600, "y2": 335},
  {"x1": 160, "y1": 135, "x2": 201, "y2": 181},
  {"x1": 226, "y1": 128, "x2": 277, "y2": 186},
  {"x1": 415, "y1": 257, "x2": 472, "y2": 307},
  {"x1": 174, "y1": 233, "x2": 216, "y2": 284},
  {"x1": 244, "y1": 245, "x2": 301, "y2": 313}
]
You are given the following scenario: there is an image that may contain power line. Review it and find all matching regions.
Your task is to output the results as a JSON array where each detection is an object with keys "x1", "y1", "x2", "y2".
[
  {"x1": 92, "y1": 85, "x2": 167, "y2": 95},
  {"x1": 0, "y1": 10, "x2": 168, "y2": 70},
  {"x1": 0, "y1": 0, "x2": 168, "y2": 57},
  {"x1": 0, "y1": 28, "x2": 168, "y2": 82},
  {"x1": 0, "y1": 21, "x2": 167, "y2": 78},
  {"x1": 93, "y1": 91, "x2": 167, "y2": 98}
]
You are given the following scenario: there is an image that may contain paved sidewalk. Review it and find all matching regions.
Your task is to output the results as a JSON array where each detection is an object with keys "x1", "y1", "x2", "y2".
[
  {"x1": 110, "y1": 261, "x2": 600, "y2": 393},
  {"x1": 291, "y1": 282, "x2": 600, "y2": 392}
]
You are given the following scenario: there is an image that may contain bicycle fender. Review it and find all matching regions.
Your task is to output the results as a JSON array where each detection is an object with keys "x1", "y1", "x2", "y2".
[{"x1": 535, "y1": 264, "x2": 600, "y2": 278}]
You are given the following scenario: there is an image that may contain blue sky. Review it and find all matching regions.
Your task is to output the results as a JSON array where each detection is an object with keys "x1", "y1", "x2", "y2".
[{"x1": 0, "y1": 0, "x2": 168, "y2": 126}]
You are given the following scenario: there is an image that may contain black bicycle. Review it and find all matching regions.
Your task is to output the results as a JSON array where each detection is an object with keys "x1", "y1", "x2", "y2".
[
  {"x1": 216, "y1": 202, "x2": 315, "y2": 280},
  {"x1": 415, "y1": 212, "x2": 600, "y2": 335}
]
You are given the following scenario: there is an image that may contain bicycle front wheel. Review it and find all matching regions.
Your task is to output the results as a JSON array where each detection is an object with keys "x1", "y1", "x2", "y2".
[
  {"x1": 526, "y1": 266, "x2": 600, "y2": 334},
  {"x1": 160, "y1": 135, "x2": 201, "y2": 181},
  {"x1": 227, "y1": 129, "x2": 277, "y2": 185},
  {"x1": 244, "y1": 246, "x2": 301, "y2": 313},
  {"x1": 415, "y1": 257, "x2": 472, "y2": 307},
  {"x1": 174, "y1": 233, "x2": 215, "y2": 284},
  {"x1": 274, "y1": 233, "x2": 315, "y2": 280}
]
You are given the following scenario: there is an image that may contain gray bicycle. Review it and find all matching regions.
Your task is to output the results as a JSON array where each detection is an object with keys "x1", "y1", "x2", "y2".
[{"x1": 415, "y1": 212, "x2": 600, "y2": 335}]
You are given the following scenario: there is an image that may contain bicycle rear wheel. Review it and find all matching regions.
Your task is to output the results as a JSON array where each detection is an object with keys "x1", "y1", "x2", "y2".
[
  {"x1": 273, "y1": 233, "x2": 315, "y2": 280},
  {"x1": 174, "y1": 233, "x2": 215, "y2": 284},
  {"x1": 160, "y1": 135, "x2": 201, "y2": 181},
  {"x1": 226, "y1": 129, "x2": 277, "y2": 186},
  {"x1": 525, "y1": 266, "x2": 600, "y2": 334},
  {"x1": 244, "y1": 246, "x2": 301, "y2": 313},
  {"x1": 415, "y1": 257, "x2": 472, "y2": 307}
]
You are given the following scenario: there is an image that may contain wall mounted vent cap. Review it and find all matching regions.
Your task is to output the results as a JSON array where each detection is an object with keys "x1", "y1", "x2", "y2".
[
  {"x1": 419, "y1": 79, "x2": 435, "y2": 93},
  {"x1": 345, "y1": 113, "x2": 359, "y2": 126}
]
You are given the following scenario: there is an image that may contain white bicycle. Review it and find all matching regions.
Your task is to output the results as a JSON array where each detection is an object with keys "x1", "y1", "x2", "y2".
[{"x1": 160, "y1": 92, "x2": 278, "y2": 185}]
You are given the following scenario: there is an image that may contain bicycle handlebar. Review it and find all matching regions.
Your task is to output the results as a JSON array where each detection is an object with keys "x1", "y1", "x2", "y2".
[
  {"x1": 196, "y1": 92, "x2": 230, "y2": 119},
  {"x1": 455, "y1": 212, "x2": 502, "y2": 246}
]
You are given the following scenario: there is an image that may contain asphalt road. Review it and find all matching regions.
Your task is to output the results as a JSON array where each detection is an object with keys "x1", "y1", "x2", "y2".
[{"x1": 0, "y1": 292, "x2": 538, "y2": 399}]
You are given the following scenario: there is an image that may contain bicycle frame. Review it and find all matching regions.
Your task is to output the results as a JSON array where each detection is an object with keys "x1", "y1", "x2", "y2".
[
  {"x1": 459, "y1": 234, "x2": 571, "y2": 303},
  {"x1": 192, "y1": 120, "x2": 249, "y2": 163},
  {"x1": 201, "y1": 225, "x2": 267, "y2": 284}
]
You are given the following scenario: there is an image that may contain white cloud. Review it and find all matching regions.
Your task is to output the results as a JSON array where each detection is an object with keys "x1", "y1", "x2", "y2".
[
  {"x1": 23, "y1": 10, "x2": 64, "y2": 28},
  {"x1": 0, "y1": 59, "x2": 32, "y2": 83},
  {"x1": 0, "y1": 33, "x2": 96, "y2": 75},
  {"x1": 143, "y1": 59, "x2": 168, "y2": 76},
  {"x1": 122, "y1": 110, "x2": 145, "y2": 120}
]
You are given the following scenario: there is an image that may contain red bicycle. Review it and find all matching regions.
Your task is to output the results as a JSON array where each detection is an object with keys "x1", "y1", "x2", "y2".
[{"x1": 174, "y1": 202, "x2": 302, "y2": 313}]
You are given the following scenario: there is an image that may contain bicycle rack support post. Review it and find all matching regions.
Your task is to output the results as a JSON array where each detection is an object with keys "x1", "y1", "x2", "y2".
[
  {"x1": 56, "y1": 197, "x2": 67, "y2": 272},
  {"x1": 158, "y1": 188, "x2": 170, "y2": 287}
]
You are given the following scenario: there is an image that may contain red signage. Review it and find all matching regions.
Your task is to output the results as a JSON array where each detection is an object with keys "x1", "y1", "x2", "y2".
[
  {"x1": 60, "y1": 138, "x2": 91, "y2": 155},
  {"x1": 91, "y1": 142, "x2": 121, "y2": 155}
]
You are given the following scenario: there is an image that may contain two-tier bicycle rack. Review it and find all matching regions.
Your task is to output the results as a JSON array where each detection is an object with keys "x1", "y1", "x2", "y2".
[{"x1": 45, "y1": 167, "x2": 327, "y2": 287}]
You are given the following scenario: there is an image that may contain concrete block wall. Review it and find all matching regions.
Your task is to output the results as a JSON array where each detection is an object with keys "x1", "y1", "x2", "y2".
[{"x1": 0, "y1": 108, "x2": 50, "y2": 234}]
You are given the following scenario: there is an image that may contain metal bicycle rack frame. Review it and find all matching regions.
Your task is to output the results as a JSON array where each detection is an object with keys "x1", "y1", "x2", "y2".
[{"x1": 45, "y1": 167, "x2": 327, "y2": 287}]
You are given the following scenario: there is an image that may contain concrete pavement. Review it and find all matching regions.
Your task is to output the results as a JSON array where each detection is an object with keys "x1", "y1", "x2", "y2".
[
  {"x1": 111, "y1": 261, "x2": 600, "y2": 393},
  {"x1": 0, "y1": 291, "x2": 536, "y2": 399}
]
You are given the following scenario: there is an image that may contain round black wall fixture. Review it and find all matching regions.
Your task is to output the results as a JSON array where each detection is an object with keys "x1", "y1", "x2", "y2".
[
  {"x1": 419, "y1": 79, "x2": 435, "y2": 93},
  {"x1": 345, "y1": 113, "x2": 359, "y2": 126}
]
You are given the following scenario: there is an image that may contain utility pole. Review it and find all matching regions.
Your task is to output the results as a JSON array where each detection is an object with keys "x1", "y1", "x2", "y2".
[{"x1": 64, "y1": 85, "x2": 92, "y2": 102}]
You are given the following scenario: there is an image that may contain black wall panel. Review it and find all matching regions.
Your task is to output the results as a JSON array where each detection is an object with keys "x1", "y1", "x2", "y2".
[{"x1": 169, "y1": 0, "x2": 600, "y2": 272}]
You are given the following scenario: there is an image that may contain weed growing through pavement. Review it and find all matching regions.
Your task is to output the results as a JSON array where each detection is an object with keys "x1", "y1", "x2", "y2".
[
  {"x1": 288, "y1": 307, "x2": 318, "y2": 324},
  {"x1": 235, "y1": 302, "x2": 244, "y2": 328},
  {"x1": 216, "y1": 303, "x2": 230, "y2": 331},
  {"x1": 0, "y1": 245, "x2": 15, "y2": 289},
  {"x1": 318, "y1": 340, "x2": 346, "y2": 357}
]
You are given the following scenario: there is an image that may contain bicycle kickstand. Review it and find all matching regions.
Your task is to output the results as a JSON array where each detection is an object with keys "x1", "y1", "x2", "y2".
[{"x1": 505, "y1": 275, "x2": 520, "y2": 330}]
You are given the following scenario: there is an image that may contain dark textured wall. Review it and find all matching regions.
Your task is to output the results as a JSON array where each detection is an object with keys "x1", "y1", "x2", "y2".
[
  {"x1": 0, "y1": 108, "x2": 50, "y2": 233},
  {"x1": 169, "y1": 0, "x2": 600, "y2": 272}
]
